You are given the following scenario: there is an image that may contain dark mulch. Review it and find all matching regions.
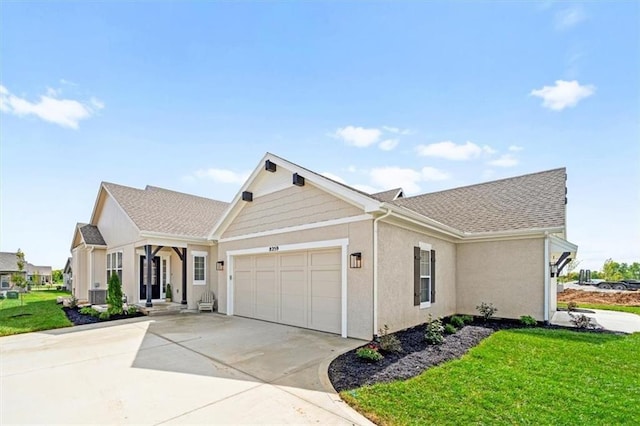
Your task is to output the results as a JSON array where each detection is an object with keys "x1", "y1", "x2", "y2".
[
  {"x1": 328, "y1": 318, "x2": 604, "y2": 392},
  {"x1": 63, "y1": 307, "x2": 145, "y2": 326}
]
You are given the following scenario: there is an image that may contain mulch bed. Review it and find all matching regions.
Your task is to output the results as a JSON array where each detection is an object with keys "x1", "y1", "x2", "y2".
[
  {"x1": 63, "y1": 307, "x2": 145, "y2": 326},
  {"x1": 328, "y1": 318, "x2": 609, "y2": 392}
]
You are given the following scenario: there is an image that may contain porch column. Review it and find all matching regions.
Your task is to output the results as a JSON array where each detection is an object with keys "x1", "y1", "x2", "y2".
[
  {"x1": 181, "y1": 248, "x2": 187, "y2": 305},
  {"x1": 145, "y1": 244, "x2": 153, "y2": 307}
]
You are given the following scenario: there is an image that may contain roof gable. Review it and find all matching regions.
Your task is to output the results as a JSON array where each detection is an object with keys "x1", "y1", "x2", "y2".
[
  {"x1": 390, "y1": 168, "x2": 567, "y2": 233},
  {"x1": 371, "y1": 188, "x2": 404, "y2": 202},
  {"x1": 0, "y1": 252, "x2": 21, "y2": 272}
]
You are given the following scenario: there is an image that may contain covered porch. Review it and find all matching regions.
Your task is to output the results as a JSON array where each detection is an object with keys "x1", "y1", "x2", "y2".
[{"x1": 135, "y1": 240, "x2": 189, "y2": 308}]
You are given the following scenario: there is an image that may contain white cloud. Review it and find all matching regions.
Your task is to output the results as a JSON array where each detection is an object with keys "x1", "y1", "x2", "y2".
[
  {"x1": 415, "y1": 141, "x2": 494, "y2": 161},
  {"x1": 192, "y1": 168, "x2": 250, "y2": 184},
  {"x1": 421, "y1": 166, "x2": 450, "y2": 181},
  {"x1": 508, "y1": 145, "x2": 524, "y2": 152},
  {"x1": 332, "y1": 125, "x2": 382, "y2": 147},
  {"x1": 370, "y1": 167, "x2": 423, "y2": 193},
  {"x1": 555, "y1": 5, "x2": 586, "y2": 31},
  {"x1": 382, "y1": 126, "x2": 412, "y2": 135},
  {"x1": 379, "y1": 139, "x2": 399, "y2": 151},
  {"x1": 0, "y1": 84, "x2": 104, "y2": 129},
  {"x1": 488, "y1": 154, "x2": 519, "y2": 168},
  {"x1": 321, "y1": 172, "x2": 346, "y2": 184},
  {"x1": 530, "y1": 80, "x2": 595, "y2": 111}
]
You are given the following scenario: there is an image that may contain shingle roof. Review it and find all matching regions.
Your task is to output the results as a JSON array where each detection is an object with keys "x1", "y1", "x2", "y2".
[
  {"x1": 0, "y1": 252, "x2": 21, "y2": 272},
  {"x1": 390, "y1": 168, "x2": 567, "y2": 233},
  {"x1": 102, "y1": 183, "x2": 229, "y2": 238},
  {"x1": 371, "y1": 188, "x2": 403, "y2": 202},
  {"x1": 78, "y1": 223, "x2": 107, "y2": 246}
]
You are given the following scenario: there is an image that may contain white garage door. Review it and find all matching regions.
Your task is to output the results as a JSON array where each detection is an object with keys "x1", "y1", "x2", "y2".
[{"x1": 233, "y1": 249, "x2": 341, "y2": 334}]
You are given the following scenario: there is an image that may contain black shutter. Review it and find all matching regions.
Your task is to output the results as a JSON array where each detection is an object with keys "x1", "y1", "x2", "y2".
[
  {"x1": 414, "y1": 246, "x2": 421, "y2": 306},
  {"x1": 430, "y1": 249, "x2": 436, "y2": 304}
]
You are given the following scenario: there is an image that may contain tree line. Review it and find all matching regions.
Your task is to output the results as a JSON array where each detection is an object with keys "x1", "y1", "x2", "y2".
[{"x1": 561, "y1": 258, "x2": 640, "y2": 283}]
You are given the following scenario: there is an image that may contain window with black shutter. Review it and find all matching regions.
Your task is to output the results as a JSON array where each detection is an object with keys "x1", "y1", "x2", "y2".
[{"x1": 414, "y1": 245, "x2": 436, "y2": 307}]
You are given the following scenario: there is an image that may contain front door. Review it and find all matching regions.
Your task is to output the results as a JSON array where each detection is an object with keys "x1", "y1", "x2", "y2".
[{"x1": 140, "y1": 256, "x2": 160, "y2": 300}]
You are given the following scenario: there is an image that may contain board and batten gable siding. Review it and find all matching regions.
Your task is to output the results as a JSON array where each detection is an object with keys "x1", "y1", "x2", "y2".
[
  {"x1": 456, "y1": 238, "x2": 545, "y2": 320},
  {"x1": 221, "y1": 184, "x2": 364, "y2": 239},
  {"x1": 217, "y1": 219, "x2": 374, "y2": 340},
  {"x1": 95, "y1": 193, "x2": 140, "y2": 247},
  {"x1": 376, "y1": 222, "x2": 457, "y2": 333}
]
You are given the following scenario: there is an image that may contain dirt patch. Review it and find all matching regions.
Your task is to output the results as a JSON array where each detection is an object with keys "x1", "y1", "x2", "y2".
[{"x1": 558, "y1": 289, "x2": 640, "y2": 306}]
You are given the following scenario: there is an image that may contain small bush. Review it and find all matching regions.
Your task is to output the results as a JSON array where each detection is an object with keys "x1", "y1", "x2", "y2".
[
  {"x1": 567, "y1": 301, "x2": 579, "y2": 312},
  {"x1": 449, "y1": 315, "x2": 465, "y2": 328},
  {"x1": 79, "y1": 307, "x2": 98, "y2": 316},
  {"x1": 99, "y1": 311, "x2": 111, "y2": 321},
  {"x1": 377, "y1": 324, "x2": 402, "y2": 353},
  {"x1": 107, "y1": 273, "x2": 123, "y2": 315},
  {"x1": 476, "y1": 302, "x2": 498, "y2": 321},
  {"x1": 425, "y1": 315, "x2": 445, "y2": 345},
  {"x1": 460, "y1": 315, "x2": 474, "y2": 324},
  {"x1": 356, "y1": 344, "x2": 383, "y2": 362},
  {"x1": 569, "y1": 313, "x2": 595, "y2": 329},
  {"x1": 68, "y1": 294, "x2": 78, "y2": 309},
  {"x1": 444, "y1": 323, "x2": 457, "y2": 335},
  {"x1": 127, "y1": 305, "x2": 138, "y2": 315},
  {"x1": 520, "y1": 315, "x2": 537, "y2": 327}
]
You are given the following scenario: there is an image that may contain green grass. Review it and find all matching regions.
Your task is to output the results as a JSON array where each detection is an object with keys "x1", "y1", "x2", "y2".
[
  {"x1": 342, "y1": 329, "x2": 640, "y2": 425},
  {"x1": 558, "y1": 301, "x2": 640, "y2": 315},
  {"x1": 0, "y1": 290, "x2": 72, "y2": 336}
]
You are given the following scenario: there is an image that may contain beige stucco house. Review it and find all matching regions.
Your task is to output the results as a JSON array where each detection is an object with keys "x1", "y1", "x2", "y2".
[{"x1": 71, "y1": 153, "x2": 577, "y2": 340}]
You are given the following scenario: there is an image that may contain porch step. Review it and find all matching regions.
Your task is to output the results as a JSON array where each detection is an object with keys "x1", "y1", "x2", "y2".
[{"x1": 136, "y1": 302, "x2": 188, "y2": 316}]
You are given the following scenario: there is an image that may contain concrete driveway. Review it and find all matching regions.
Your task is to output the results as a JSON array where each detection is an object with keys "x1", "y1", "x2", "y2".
[
  {"x1": 1, "y1": 314, "x2": 373, "y2": 425},
  {"x1": 552, "y1": 308, "x2": 640, "y2": 333}
]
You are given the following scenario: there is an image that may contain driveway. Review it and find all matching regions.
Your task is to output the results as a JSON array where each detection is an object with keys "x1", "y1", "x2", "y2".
[
  {"x1": 1, "y1": 314, "x2": 373, "y2": 425},
  {"x1": 551, "y1": 308, "x2": 640, "y2": 333}
]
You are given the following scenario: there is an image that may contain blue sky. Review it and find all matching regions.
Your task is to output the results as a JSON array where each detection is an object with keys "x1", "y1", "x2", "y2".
[{"x1": 1, "y1": 1, "x2": 638, "y2": 271}]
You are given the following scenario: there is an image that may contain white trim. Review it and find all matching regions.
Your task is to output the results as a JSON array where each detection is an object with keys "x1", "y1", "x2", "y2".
[
  {"x1": 418, "y1": 243, "x2": 432, "y2": 308},
  {"x1": 419, "y1": 242, "x2": 432, "y2": 251},
  {"x1": 549, "y1": 234, "x2": 578, "y2": 254},
  {"x1": 544, "y1": 234, "x2": 550, "y2": 323},
  {"x1": 218, "y1": 214, "x2": 372, "y2": 243},
  {"x1": 420, "y1": 301, "x2": 432, "y2": 309},
  {"x1": 226, "y1": 238, "x2": 349, "y2": 338},
  {"x1": 191, "y1": 251, "x2": 208, "y2": 286}
]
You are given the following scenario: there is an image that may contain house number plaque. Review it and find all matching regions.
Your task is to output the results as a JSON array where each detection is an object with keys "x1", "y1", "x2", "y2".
[{"x1": 269, "y1": 246, "x2": 279, "y2": 252}]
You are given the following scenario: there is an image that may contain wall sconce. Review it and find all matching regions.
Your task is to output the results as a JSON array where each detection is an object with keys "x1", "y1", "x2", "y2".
[
  {"x1": 550, "y1": 262, "x2": 558, "y2": 278},
  {"x1": 350, "y1": 252, "x2": 362, "y2": 269},
  {"x1": 216, "y1": 261, "x2": 224, "y2": 271}
]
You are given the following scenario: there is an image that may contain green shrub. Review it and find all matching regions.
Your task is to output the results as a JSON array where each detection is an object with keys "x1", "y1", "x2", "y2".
[
  {"x1": 127, "y1": 305, "x2": 138, "y2": 315},
  {"x1": 107, "y1": 273, "x2": 123, "y2": 315},
  {"x1": 476, "y1": 302, "x2": 498, "y2": 321},
  {"x1": 99, "y1": 311, "x2": 111, "y2": 321},
  {"x1": 444, "y1": 323, "x2": 457, "y2": 335},
  {"x1": 449, "y1": 315, "x2": 465, "y2": 328},
  {"x1": 356, "y1": 344, "x2": 383, "y2": 362},
  {"x1": 567, "y1": 301, "x2": 579, "y2": 312},
  {"x1": 460, "y1": 314, "x2": 474, "y2": 324},
  {"x1": 79, "y1": 307, "x2": 97, "y2": 316},
  {"x1": 377, "y1": 324, "x2": 402, "y2": 353},
  {"x1": 425, "y1": 315, "x2": 445, "y2": 345},
  {"x1": 520, "y1": 315, "x2": 537, "y2": 327}
]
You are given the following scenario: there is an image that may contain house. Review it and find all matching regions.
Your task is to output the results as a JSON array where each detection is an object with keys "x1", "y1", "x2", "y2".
[
  {"x1": 63, "y1": 257, "x2": 72, "y2": 290},
  {"x1": 26, "y1": 263, "x2": 52, "y2": 285},
  {"x1": 71, "y1": 153, "x2": 577, "y2": 340},
  {"x1": 0, "y1": 252, "x2": 53, "y2": 289}
]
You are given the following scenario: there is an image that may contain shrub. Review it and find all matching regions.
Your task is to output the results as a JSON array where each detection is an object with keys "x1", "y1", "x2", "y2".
[
  {"x1": 476, "y1": 302, "x2": 498, "y2": 321},
  {"x1": 460, "y1": 315, "x2": 474, "y2": 324},
  {"x1": 68, "y1": 294, "x2": 78, "y2": 309},
  {"x1": 444, "y1": 323, "x2": 457, "y2": 335},
  {"x1": 79, "y1": 307, "x2": 98, "y2": 316},
  {"x1": 127, "y1": 305, "x2": 138, "y2": 315},
  {"x1": 567, "y1": 301, "x2": 579, "y2": 312},
  {"x1": 520, "y1": 315, "x2": 537, "y2": 327},
  {"x1": 356, "y1": 344, "x2": 383, "y2": 362},
  {"x1": 449, "y1": 315, "x2": 465, "y2": 328},
  {"x1": 425, "y1": 315, "x2": 445, "y2": 345},
  {"x1": 569, "y1": 313, "x2": 596, "y2": 329},
  {"x1": 107, "y1": 273, "x2": 123, "y2": 315},
  {"x1": 377, "y1": 324, "x2": 402, "y2": 353},
  {"x1": 99, "y1": 311, "x2": 111, "y2": 321}
]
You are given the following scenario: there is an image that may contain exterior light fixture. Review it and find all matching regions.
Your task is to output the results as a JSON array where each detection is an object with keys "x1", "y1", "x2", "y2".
[
  {"x1": 350, "y1": 252, "x2": 362, "y2": 269},
  {"x1": 216, "y1": 261, "x2": 224, "y2": 271},
  {"x1": 550, "y1": 263, "x2": 558, "y2": 278}
]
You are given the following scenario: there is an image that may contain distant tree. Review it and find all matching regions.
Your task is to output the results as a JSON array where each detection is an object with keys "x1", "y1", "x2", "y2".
[
  {"x1": 52, "y1": 270, "x2": 63, "y2": 284},
  {"x1": 629, "y1": 262, "x2": 640, "y2": 280},
  {"x1": 10, "y1": 249, "x2": 27, "y2": 305},
  {"x1": 107, "y1": 272, "x2": 123, "y2": 315},
  {"x1": 602, "y1": 259, "x2": 624, "y2": 282},
  {"x1": 31, "y1": 270, "x2": 41, "y2": 288}
]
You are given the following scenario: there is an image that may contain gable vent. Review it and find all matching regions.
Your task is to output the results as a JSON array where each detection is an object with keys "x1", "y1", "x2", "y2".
[{"x1": 265, "y1": 160, "x2": 277, "y2": 173}]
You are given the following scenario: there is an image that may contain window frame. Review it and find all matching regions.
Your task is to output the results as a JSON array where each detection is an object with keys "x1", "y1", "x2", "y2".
[
  {"x1": 192, "y1": 251, "x2": 207, "y2": 286},
  {"x1": 107, "y1": 251, "x2": 123, "y2": 284},
  {"x1": 418, "y1": 242, "x2": 432, "y2": 309}
]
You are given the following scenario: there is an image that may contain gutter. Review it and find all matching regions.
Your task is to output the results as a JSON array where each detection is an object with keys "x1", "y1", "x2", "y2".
[
  {"x1": 373, "y1": 208, "x2": 392, "y2": 336},
  {"x1": 543, "y1": 232, "x2": 550, "y2": 324}
]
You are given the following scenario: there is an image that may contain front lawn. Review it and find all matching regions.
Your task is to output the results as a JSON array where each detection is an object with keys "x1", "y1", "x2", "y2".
[
  {"x1": 558, "y1": 301, "x2": 640, "y2": 315},
  {"x1": 0, "y1": 290, "x2": 72, "y2": 336},
  {"x1": 342, "y1": 328, "x2": 640, "y2": 425}
]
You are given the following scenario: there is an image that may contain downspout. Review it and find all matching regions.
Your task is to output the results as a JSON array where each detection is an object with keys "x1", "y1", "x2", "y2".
[
  {"x1": 373, "y1": 208, "x2": 392, "y2": 336},
  {"x1": 543, "y1": 232, "x2": 550, "y2": 324},
  {"x1": 89, "y1": 247, "x2": 94, "y2": 290}
]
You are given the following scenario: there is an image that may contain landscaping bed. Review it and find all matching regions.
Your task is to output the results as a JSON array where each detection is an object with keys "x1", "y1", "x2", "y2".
[{"x1": 63, "y1": 306, "x2": 145, "y2": 326}]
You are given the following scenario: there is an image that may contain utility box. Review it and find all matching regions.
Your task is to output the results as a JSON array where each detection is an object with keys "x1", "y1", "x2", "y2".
[{"x1": 88, "y1": 289, "x2": 107, "y2": 305}]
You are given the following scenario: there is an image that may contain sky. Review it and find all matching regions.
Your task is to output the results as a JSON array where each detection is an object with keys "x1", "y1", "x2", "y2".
[{"x1": 1, "y1": 1, "x2": 638, "y2": 271}]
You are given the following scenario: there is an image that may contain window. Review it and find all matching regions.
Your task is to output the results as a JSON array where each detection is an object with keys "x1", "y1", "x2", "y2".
[
  {"x1": 414, "y1": 243, "x2": 436, "y2": 308},
  {"x1": 1, "y1": 275, "x2": 10, "y2": 289},
  {"x1": 192, "y1": 251, "x2": 207, "y2": 285},
  {"x1": 107, "y1": 252, "x2": 123, "y2": 283}
]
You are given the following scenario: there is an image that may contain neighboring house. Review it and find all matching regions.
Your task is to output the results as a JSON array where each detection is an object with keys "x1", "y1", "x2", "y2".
[
  {"x1": 26, "y1": 263, "x2": 53, "y2": 285},
  {"x1": 0, "y1": 252, "x2": 23, "y2": 290},
  {"x1": 71, "y1": 153, "x2": 577, "y2": 340},
  {"x1": 63, "y1": 257, "x2": 72, "y2": 290}
]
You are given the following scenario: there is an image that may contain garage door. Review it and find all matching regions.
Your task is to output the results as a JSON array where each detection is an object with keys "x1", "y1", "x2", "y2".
[{"x1": 233, "y1": 249, "x2": 341, "y2": 334}]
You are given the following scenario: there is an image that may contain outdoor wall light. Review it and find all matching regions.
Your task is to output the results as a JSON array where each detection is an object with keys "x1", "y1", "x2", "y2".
[
  {"x1": 350, "y1": 252, "x2": 362, "y2": 269},
  {"x1": 216, "y1": 261, "x2": 225, "y2": 271},
  {"x1": 550, "y1": 262, "x2": 558, "y2": 278}
]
